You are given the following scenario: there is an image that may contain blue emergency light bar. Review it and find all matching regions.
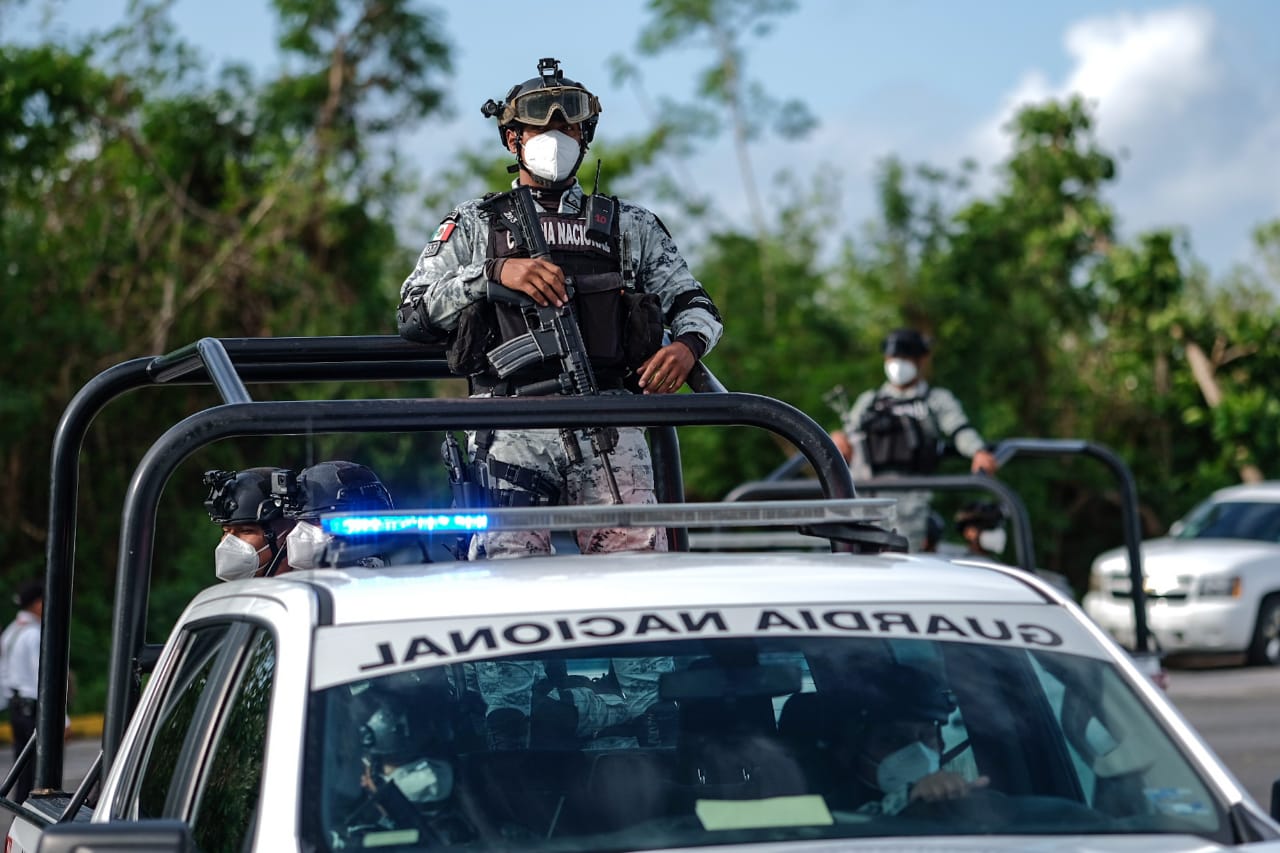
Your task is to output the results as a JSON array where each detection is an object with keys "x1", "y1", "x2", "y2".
[
  {"x1": 325, "y1": 512, "x2": 490, "y2": 536},
  {"x1": 320, "y1": 498, "x2": 896, "y2": 538}
]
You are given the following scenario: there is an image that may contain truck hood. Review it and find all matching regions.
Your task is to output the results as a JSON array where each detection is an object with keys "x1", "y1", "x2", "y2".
[
  {"x1": 1094, "y1": 538, "x2": 1280, "y2": 579},
  {"x1": 663, "y1": 834, "x2": 1275, "y2": 851}
]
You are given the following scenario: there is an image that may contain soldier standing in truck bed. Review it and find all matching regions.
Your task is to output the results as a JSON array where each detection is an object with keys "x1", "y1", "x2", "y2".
[
  {"x1": 397, "y1": 56, "x2": 722, "y2": 560},
  {"x1": 830, "y1": 328, "x2": 998, "y2": 551}
]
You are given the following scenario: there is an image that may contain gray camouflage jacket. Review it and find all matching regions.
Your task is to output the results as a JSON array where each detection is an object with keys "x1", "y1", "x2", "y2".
[
  {"x1": 399, "y1": 182, "x2": 723, "y2": 356},
  {"x1": 843, "y1": 381, "x2": 987, "y2": 459}
]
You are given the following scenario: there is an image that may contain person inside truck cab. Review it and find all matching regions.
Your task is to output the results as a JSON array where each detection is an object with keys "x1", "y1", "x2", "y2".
[
  {"x1": 347, "y1": 689, "x2": 479, "y2": 845},
  {"x1": 203, "y1": 467, "x2": 295, "y2": 580},
  {"x1": 827, "y1": 662, "x2": 988, "y2": 816}
]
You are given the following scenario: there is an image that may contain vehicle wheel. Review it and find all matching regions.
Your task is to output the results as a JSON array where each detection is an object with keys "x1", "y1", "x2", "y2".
[{"x1": 1246, "y1": 597, "x2": 1280, "y2": 666}]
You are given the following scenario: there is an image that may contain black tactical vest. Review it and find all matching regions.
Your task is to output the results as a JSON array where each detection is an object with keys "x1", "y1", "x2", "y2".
[
  {"x1": 486, "y1": 208, "x2": 626, "y2": 381},
  {"x1": 858, "y1": 389, "x2": 943, "y2": 474}
]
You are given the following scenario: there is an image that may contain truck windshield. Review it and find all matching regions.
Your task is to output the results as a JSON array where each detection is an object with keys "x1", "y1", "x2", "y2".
[
  {"x1": 1174, "y1": 499, "x2": 1280, "y2": 542},
  {"x1": 302, "y1": 630, "x2": 1224, "y2": 851}
]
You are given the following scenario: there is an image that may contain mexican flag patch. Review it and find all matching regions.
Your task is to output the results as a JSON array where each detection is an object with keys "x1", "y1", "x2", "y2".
[{"x1": 431, "y1": 221, "x2": 456, "y2": 243}]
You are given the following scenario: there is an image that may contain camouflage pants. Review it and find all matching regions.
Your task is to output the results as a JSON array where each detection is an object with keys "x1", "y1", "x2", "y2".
[
  {"x1": 860, "y1": 487, "x2": 933, "y2": 552},
  {"x1": 471, "y1": 656, "x2": 674, "y2": 749},
  {"x1": 468, "y1": 418, "x2": 668, "y2": 558}
]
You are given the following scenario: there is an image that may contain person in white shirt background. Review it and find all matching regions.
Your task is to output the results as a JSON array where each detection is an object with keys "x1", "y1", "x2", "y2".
[{"x1": 1, "y1": 580, "x2": 43, "y2": 803}]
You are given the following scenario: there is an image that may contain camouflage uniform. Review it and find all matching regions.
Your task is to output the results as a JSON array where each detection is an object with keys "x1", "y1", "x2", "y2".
[
  {"x1": 400, "y1": 182, "x2": 722, "y2": 557},
  {"x1": 842, "y1": 381, "x2": 987, "y2": 551}
]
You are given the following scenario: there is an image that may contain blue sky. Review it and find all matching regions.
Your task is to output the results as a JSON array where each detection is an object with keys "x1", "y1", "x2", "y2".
[{"x1": 9, "y1": 0, "x2": 1280, "y2": 279}]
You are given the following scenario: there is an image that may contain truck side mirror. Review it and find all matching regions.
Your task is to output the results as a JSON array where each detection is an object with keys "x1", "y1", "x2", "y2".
[{"x1": 36, "y1": 819, "x2": 194, "y2": 853}]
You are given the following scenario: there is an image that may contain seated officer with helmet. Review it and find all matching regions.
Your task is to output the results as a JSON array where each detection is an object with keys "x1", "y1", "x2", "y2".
[
  {"x1": 204, "y1": 467, "x2": 296, "y2": 580},
  {"x1": 954, "y1": 501, "x2": 1009, "y2": 560},
  {"x1": 397, "y1": 56, "x2": 723, "y2": 560},
  {"x1": 281, "y1": 460, "x2": 407, "y2": 570},
  {"x1": 830, "y1": 328, "x2": 999, "y2": 551}
]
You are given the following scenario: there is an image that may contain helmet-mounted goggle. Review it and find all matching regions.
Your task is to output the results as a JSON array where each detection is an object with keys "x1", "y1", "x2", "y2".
[
  {"x1": 505, "y1": 87, "x2": 600, "y2": 128},
  {"x1": 482, "y1": 58, "x2": 602, "y2": 146}
]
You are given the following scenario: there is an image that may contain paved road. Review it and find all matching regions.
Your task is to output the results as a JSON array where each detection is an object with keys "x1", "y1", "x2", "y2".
[{"x1": 1164, "y1": 662, "x2": 1280, "y2": 809}]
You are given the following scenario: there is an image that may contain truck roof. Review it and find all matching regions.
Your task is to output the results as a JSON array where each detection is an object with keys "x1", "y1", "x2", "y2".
[
  {"x1": 208, "y1": 551, "x2": 1053, "y2": 627},
  {"x1": 1211, "y1": 480, "x2": 1280, "y2": 502}
]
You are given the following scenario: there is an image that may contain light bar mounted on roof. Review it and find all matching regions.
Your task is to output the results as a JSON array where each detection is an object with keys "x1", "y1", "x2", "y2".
[{"x1": 321, "y1": 498, "x2": 897, "y2": 538}]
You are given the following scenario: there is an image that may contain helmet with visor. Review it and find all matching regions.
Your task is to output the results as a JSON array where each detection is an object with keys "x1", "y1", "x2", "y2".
[{"x1": 482, "y1": 57, "x2": 602, "y2": 145}]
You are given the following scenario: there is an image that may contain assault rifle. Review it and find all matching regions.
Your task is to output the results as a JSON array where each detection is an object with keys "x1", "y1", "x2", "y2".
[
  {"x1": 476, "y1": 185, "x2": 622, "y2": 503},
  {"x1": 440, "y1": 431, "x2": 482, "y2": 557}
]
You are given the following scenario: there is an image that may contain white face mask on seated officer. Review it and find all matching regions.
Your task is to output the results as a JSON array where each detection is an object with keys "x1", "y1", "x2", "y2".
[
  {"x1": 876, "y1": 739, "x2": 941, "y2": 794},
  {"x1": 214, "y1": 533, "x2": 266, "y2": 582},
  {"x1": 286, "y1": 520, "x2": 331, "y2": 571}
]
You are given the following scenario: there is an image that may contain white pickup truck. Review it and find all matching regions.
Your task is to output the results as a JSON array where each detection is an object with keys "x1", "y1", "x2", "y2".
[{"x1": 7, "y1": 336, "x2": 1280, "y2": 852}]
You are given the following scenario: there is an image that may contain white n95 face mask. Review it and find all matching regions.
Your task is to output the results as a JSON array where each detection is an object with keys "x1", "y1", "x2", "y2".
[
  {"x1": 522, "y1": 129, "x2": 582, "y2": 183},
  {"x1": 215, "y1": 533, "x2": 267, "y2": 581},
  {"x1": 884, "y1": 358, "x2": 918, "y2": 387},
  {"x1": 286, "y1": 520, "x2": 331, "y2": 570},
  {"x1": 979, "y1": 527, "x2": 1008, "y2": 554},
  {"x1": 385, "y1": 758, "x2": 454, "y2": 803},
  {"x1": 875, "y1": 740, "x2": 940, "y2": 794}
]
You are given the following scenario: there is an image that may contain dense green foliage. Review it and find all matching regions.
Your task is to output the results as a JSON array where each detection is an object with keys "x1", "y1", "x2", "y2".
[{"x1": 1, "y1": 0, "x2": 1277, "y2": 714}]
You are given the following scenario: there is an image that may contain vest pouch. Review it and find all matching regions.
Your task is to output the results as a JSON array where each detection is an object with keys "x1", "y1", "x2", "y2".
[
  {"x1": 447, "y1": 300, "x2": 499, "y2": 376},
  {"x1": 572, "y1": 272, "x2": 625, "y2": 366},
  {"x1": 621, "y1": 291, "x2": 664, "y2": 370},
  {"x1": 858, "y1": 396, "x2": 941, "y2": 474}
]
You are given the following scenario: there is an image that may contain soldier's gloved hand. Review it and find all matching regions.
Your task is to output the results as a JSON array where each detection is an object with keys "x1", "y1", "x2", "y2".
[
  {"x1": 970, "y1": 449, "x2": 998, "y2": 475},
  {"x1": 500, "y1": 257, "x2": 568, "y2": 307},
  {"x1": 638, "y1": 341, "x2": 695, "y2": 394}
]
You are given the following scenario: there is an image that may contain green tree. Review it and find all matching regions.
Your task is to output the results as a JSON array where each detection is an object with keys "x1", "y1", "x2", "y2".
[
  {"x1": 630, "y1": 0, "x2": 816, "y2": 331},
  {"x1": 0, "y1": 0, "x2": 452, "y2": 710}
]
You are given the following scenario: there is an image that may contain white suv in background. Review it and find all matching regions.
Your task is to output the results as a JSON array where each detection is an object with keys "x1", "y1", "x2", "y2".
[{"x1": 1084, "y1": 482, "x2": 1280, "y2": 666}]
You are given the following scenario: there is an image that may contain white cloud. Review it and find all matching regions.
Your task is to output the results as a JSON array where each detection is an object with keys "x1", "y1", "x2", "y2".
[
  {"x1": 1063, "y1": 6, "x2": 1218, "y2": 135},
  {"x1": 958, "y1": 5, "x2": 1279, "y2": 275},
  {"x1": 969, "y1": 6, "x2": 1219, "y2": 166}
]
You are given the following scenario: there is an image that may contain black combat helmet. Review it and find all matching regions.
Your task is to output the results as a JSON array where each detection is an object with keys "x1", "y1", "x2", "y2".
[
  {"x1": 481, "y1": 57, "x2": 603, "y2": 146},
  {"x1": 286, "y1": 460, "x2": 393, "y2": 520},
  {"x1": 954, "y1": 501, "x2": 1005, "y2": 535},
  {"x1": 858, "y1": 662, "x2": 957, "y2": 724},
  {"x1": 361, "y1": 702, "x2": 419, "y2": 765},
  {"x1": 203, "y1": 467, "x2": 286, "y2": 526},
  {"x1": 881, "y1": 328, "x2": 931, "y2": 358}
]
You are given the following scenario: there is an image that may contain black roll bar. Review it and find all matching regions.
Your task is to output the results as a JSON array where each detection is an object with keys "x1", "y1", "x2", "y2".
[
  {"x1": 989, "y1": 438, "x2": 1151, "y2": 654},
  {"x1": 737, "y1": 437, "x2": 1150, "y2": 646},
  {"x1": 36, "y1": 335, "x2": 727, "y2": 791},
  {"x1": 76, "y1": 357, "x2": 848, "y2": 770},
  {"x1": 722, "y1": 475, "x2": 1037, "y2": 574},
  {"x1": 102, "y1": 392, "x2": 851, "y2": 766},
  {"x1": 37, "y1": 336, "x2": 446, "y2": 791}
]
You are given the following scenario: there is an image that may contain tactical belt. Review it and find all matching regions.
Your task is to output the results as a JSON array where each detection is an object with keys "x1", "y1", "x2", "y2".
[{"x1": 485, "y1": 460, "x2": 562, "y2": 506}]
